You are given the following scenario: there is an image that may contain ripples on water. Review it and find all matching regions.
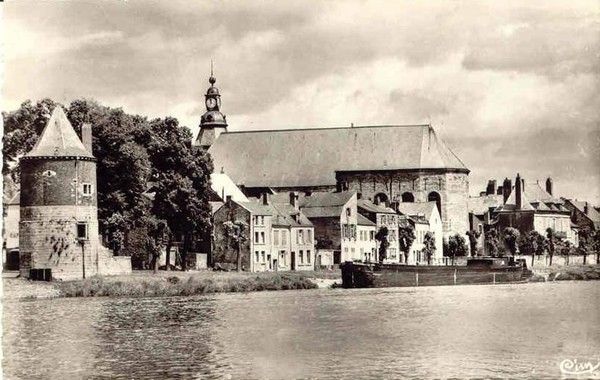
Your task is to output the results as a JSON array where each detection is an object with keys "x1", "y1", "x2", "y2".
[{"x1": 3, "y1": 282, "x2": 600, "y2": 379}]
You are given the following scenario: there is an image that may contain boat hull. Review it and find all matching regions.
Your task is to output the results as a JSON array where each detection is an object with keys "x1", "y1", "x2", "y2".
[{"x1": 340, "y1": 262, "x2": 529, "y2": 288}]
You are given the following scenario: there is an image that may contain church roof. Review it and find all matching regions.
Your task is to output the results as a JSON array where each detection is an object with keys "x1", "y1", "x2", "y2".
[
  {"x1": 25, "y1": 107, "x2": 93, "y2": 159},
  {"x1": 208, "y1": 125, "x2": 467, "y2": 188}
]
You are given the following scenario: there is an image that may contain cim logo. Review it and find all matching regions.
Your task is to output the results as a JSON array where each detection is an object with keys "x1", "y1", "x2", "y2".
[{"x1": 559, "y1": 359, "x2": 600, "y2": 377}]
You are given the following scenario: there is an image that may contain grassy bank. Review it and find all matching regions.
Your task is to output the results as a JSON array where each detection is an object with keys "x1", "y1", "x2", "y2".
[
  {"x1": 57, "y1": 271, "x2": 320, "y2": 298},
  {"x1": 529, "y1": 265, "x2": 600, "y2": 282}
]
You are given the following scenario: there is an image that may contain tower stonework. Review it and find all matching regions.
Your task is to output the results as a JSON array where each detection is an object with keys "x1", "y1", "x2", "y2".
[{"x1": 19, "y1": 107, "x2": 131, "y2": 280}]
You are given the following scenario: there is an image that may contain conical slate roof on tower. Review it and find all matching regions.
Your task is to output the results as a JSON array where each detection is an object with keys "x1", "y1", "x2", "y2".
[{"x1": 25, "y1": 106, "x2": 94, "y2": 158}]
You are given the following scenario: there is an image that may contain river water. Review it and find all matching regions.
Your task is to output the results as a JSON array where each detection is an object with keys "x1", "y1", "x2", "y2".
[{"x1": 3, "y1": 281, "x2": 600, "y2": 379}]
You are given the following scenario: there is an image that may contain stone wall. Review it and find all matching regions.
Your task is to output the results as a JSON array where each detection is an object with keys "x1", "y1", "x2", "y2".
[
  {"x1": 337, "y1": 169, "x2": 469, "y2": 241},
  {"x1": 20, "y1": 159, "x2": 97, "y2": 207},
  {"x1": 515, "y1": 254, "x2": 598, "y2": 268},
  {"x1": 19, "y1": 205, "x2": 100, "y2": 280}
]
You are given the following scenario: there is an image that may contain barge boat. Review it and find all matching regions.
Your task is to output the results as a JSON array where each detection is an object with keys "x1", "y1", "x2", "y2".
[{"x1": 340, "y1": 257, "x2": 532, "y2": 288}]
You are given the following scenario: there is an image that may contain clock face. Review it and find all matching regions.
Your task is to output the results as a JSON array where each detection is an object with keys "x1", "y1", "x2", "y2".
[{"x1": 206, "y1": 97, "x2": 217, "y2": 109}]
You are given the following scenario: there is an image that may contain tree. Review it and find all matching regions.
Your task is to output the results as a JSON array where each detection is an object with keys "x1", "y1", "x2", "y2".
[
  {"x1": 557, "y1": 239, "x2": 574, "y2": 265},
  {"x1": 518, "y1": 230, "x2": 547, "y2": 267},
  {"x1": 446, "y1": 233, "x2": 468, "y2": 265},
  {"x1": 398, "y1": 225, "x2": 416, "y2": 264},
  {"x1": 466, "y1": 230, "x2": 481, "y2": 257},
  {"x1": 502, "y1": 227, "x2": 521, "y2": 256},
  {"x1": 546, "y1": 228, "x2": 556, "y2": 266},
  {"x1": 223, "y1": 220, "x2": 249, "y2": 271},
  {"x1": 2, "y1": 98, "x2": 59, "y2": 177},
  {"x1": 422, "y1": 232, "x2": 436, "y2": 265},
  {"x1": 375, "y1": 226, "x2": 390, "y2": 263},
  {"x1": 148, "y1": 117, "x2": 213, "y2": 270},
  {"x1": 485, "y1": 229, "x2": 501, "y2": 257}
]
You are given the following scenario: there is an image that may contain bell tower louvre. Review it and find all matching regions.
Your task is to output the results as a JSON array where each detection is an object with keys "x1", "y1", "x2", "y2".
[{"x1": 194, "y1": 63, "x2": 228, "y2": 149}]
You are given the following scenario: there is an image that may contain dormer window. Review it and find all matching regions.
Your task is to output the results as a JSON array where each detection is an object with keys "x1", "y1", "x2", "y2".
[
  {"x1": 346, "y1": 208, "x2": 351, "y2": 217},
  {"x1": 82, "y1": 183, "x2": 92, "y2": 196}
]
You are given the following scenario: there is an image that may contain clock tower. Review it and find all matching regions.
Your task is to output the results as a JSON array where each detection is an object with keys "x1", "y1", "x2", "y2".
[{"x1": 195, "y1": 71, "x2": 228, "y2": 149}]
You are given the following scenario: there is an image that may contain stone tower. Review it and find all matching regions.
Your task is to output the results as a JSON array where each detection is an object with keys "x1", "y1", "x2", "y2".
[
  {"x1": 19, "y1": 107, "x2": 128, "y2": 280},
  {"x1": 194, "y1": 69, "x2": 228, "y2": 149}
]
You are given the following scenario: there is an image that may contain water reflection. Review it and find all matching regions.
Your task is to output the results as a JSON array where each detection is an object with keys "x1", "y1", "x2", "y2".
[{"x1": 3, "y1": 282, "x2": 600, "y2": 379}]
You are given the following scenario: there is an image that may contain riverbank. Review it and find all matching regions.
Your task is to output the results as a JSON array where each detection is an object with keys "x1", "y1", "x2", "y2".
[
  {"x1": 2, "y1": 270, "x2": 342, "y2": 300},
  {"x1": 529, "y1": 264, "x2": 600, "y2": 282}
]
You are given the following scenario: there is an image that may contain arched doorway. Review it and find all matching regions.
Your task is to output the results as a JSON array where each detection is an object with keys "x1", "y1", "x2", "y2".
[
  {"x1": 401, "y1": 192, "x2": 414, "y2": 202},
  {"x1": 428, "y1": 191, "x2": 442, "y2": 218},
  {"x1": 373, "y1": 193, "x2": 389, "y2": 206}
]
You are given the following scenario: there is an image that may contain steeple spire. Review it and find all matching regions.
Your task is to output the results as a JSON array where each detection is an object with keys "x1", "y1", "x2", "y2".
[{"x1": 194, "y1": 63, "x2": 228, "y2": 149}]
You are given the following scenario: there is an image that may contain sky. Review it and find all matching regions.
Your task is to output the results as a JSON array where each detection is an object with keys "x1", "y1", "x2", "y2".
[{"x1": 2, "y1": 0, "x2": 599, "y2": 202}]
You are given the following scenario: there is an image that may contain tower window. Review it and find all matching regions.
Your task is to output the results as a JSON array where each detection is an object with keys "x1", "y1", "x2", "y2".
[
  {"x1": 82, "y1": 183, "x2": 92, "y2": 196},
  {"x1": 76, "y1": 222, "x2": 89, "y2": 240}
]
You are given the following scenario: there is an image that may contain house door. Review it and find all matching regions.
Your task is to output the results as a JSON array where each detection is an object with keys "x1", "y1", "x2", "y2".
[
  {"x1": 273, "y1": 259, "x2": 278, "y2": 271},
  {"x1": 267, "y1": 254, "x2": 272, "y2": 270},
  {"x1": 291, "y1": 251, "x2": 296, "y2": 270}
]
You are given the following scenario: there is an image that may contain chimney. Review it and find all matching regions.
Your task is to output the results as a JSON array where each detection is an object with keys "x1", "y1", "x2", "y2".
[
  {"x1": 546, "y1": 177, "x2": 553, "y2": 196},
  {"x1": 502, "y1": 178, "x2": 512, "y2": 204},
  {"x1": 584, "y1": 202, "x2": 589, "y2": 215},
  {"x1": 515, "y1": 173, "x2": 522, "y2": 210},
  {"x1": 486, "y1": 179, "x2": 497, "y2": 196},
  {"x1": 225, "y1": 195, "x2": 232, "y2": 205},
  {"x1": 335, "y1": 180, "x2": 342, "y2": 193},
  {"x1": 81, "y1": 123, "x2": 93, "y2": 154},
  {"x1": 497, "y1": 185, "x2": 503, "y2": 195},
  {"x1": 356, "y1": 192, "x2": 362, "y2": 200},
  {"x1": 289, "y1": 192, "x2": 299, "y2": 211},
  {"x1": 262, "y1": 192, "x2": 270, "y2": 205}
]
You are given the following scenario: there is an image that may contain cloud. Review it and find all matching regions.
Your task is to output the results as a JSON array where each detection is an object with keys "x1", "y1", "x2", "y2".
[{"x1": 2, "y1": 0, "x2": 599, "y2": 202}]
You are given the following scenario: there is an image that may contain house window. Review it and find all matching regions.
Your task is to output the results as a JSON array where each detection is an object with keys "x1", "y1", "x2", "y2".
[
  {"x1": 82, "y1": 183, "x2": 92, "y2": 196},
  {"x1": 299, "y1": 230, "x2": 304, "y2": 244},
  {"x1": 281, "y1": 250, "x2": 286, "y2": 265},
  {"x1": 346, "y1": 208, "x2": 351, "y2": 217},
  {"x1": 307, "y1": 230, "x2": 312, "y2": 243},
  {"x1": 478, "y1": 224, "x2": 483, "y2": 234},
  {"x1": 274, "y1": 230, "x2": 279, "y2": 246},
  {"x1": 299, "y1": 250, "x2": 304, "y2": 264},
  {"x1": 260, "y1": 232, "x2": 265, "y2": 244},
  {"x1": 255, "y1": 251, "x2": 259, "y2": 262},
  {"x1": 255, "y1": 231, "x2": 259, "y2": 243},
  {"x1": 261, "y1": 251, "x2": 265, "y2": 262},
  {"x1": 282, "y1": 230, "x2": 287, "y2": 245},
  {"x1": 307, "y1": 250, "x2": 311, "y2": 264},
  {"x1": 370, "y1": 231, "x2": 374, "y2": 241},
  {"x1": 76, "y1": 222, "x2": 89, "y2": 240}
]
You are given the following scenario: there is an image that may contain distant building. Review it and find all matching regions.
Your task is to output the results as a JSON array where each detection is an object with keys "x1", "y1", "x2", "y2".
[
  {"x1": 356, "y1": 214, "x2": 377, "y2": 262},
  {"x1": 396, "y1": 202, "x2": 444, "y2": 264},
  {"x1": 195, "y1": 75, "x2": 469, "y2": 243},
  {"x1": 296, "y1": 191, "x2": 358, "y2": 265},
  {"x1": 3, "y1": 191, "x2": 20, "y2": 251},
  {"x1": 357, "y1": 198, "x2": 399, "y2": 263},
  {"x1": 562, "y1": 199, "x2": 600, "y2": 232},
  {"x1": 212, "y1": 193, "x2": 315, "y2": 272},
  {"x1": 18, "y1": 107, "x2": 130, "y2": 280},
  {"x1": 493, "y1": 174, "x2": 576, "y2": 245}
]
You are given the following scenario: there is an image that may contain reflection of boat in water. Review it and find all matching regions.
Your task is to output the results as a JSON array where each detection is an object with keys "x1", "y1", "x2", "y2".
[{"x1": 340, "y1": 257, "x2": 533, "y2": 288}]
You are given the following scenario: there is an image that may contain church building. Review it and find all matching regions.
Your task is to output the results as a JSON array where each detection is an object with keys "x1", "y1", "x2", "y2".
[{"x1": 195, "y1": 74, "x2": 470, "y2": 241}]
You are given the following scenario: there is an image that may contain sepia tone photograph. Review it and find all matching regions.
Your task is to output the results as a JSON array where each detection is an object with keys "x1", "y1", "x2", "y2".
[{"x1": 1, "y1": 1, "x2": 599, "y2": 379}]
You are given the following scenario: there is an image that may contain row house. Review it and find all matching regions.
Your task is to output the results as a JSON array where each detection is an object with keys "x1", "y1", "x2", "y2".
[
  {"x1": 213, "y1": 193, "x2": 315, "y2": 272},
  {"x1": 297, "y1": 191, "x2": 358, "y2": 266},
  {"x1": 357, "y1": 198, "x2": 400, "y2": 263},
  {"x1": 397, "y1": 201, "x2": 444, "y2": 264},
  {"x1": 493, "y1": 174, "x2": 577, "y2": 245}
]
